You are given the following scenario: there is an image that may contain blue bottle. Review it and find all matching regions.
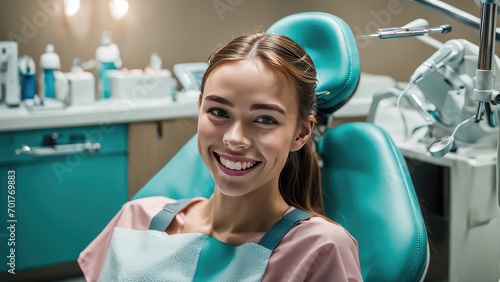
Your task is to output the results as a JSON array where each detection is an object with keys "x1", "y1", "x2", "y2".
[
  {"x1": 96, "y1": 31, "x2": 121, "y2": 99},
  {"x1": 19, "y1": 55, "x2": 36, "y2": 100},
  {"x1": 98, "y1": 62, "x2": 116, "y2": 99},
  {"x1": 39, "y1": 44, "x2": 60, "y2": 99}
]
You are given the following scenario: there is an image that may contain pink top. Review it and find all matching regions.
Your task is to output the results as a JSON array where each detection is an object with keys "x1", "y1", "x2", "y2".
[{"x1": 78, "y1": 196, "x2": 362, "y2": 282}]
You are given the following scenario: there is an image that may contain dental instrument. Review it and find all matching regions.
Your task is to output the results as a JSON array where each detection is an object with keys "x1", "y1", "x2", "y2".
[
  {"x1": 357, "y1": 23, "x2": 451, "y2": 40},
  {"x1": 429, "y1": 115, "x2": 476, "y2": 157}
]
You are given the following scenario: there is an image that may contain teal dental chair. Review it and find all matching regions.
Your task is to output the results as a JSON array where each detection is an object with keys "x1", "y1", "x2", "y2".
[{"x1": 133, "y1": 12, "x2": 429, "y2": 282}]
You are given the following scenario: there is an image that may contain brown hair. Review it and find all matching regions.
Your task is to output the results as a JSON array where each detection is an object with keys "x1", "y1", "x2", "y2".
[{"x1": 200, "y1": 33, "x2": 325, "y2": 217}]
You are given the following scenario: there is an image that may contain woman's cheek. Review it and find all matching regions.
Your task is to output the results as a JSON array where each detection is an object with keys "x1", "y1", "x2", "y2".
[
  {"x1": 263, "y1": 131, "x2": 291, "y2": 150},
  {"x1": 197, "y1": 117, "x2": 217, "y2": 160},
  {"x1": 197, "y1": 116, "x2": 218, "y2": 140}
]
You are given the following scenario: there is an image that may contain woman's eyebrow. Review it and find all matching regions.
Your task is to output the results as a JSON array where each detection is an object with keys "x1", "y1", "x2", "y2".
[
  {"x1": 250, "y1": 104, "x2": 286, "y2": 115},
  {"x1": 204, "y1": 95, "x2": 234, "y2": 107},
  {"x1": 204, "y1": 94, "x2": 286, "y2": 115}
]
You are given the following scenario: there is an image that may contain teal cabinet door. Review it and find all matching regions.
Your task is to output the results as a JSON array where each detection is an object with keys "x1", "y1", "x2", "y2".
[{"x1": 0, "y1": 124, "x2": 128, "y2": 272}]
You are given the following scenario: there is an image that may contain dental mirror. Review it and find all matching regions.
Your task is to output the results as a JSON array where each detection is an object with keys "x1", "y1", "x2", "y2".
[
  {"x1": 429, "y1": 136, "x2": 454, "y2": 158},
  {"x1": 429, "y1": 115, "x2": 476, "y2": 158}
]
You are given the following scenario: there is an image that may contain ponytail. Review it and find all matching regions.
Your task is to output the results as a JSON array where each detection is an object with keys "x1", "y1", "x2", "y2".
[{"x1": 279, "y1": 139, "x2": 325, "y2": 217}]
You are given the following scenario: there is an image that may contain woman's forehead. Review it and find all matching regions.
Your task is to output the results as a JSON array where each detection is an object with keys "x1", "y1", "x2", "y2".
[
  {"x1": 206, "y1": 60, "x2": 290, "y2": 93},
  {"x1": 203, "y1": 60, "x2": 299, "y2": 111}
]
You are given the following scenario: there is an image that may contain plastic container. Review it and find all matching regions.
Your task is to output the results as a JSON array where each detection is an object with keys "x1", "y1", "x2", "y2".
[
  {"x1": 66, "y1": 58, "x2": 95, "y2": 105},
  {"x1": 39, "y1": 44, "x2": 61, "y2": 99},
  {"x1": 19, "y1": 55, "x2": 36, "y2": 100},
  {"x1": 96, "y1": 31, "x2": 121, "y2": 99}
]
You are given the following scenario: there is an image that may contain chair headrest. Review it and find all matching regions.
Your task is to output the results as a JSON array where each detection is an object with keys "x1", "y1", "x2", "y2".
[{"x1": 268, "y1": 12, "x2": 361, "y2": 115}]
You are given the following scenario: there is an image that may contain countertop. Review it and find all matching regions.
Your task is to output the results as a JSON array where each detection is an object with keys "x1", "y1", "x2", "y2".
[{"x1": 0, "y1": 93, "x2": 199, "y2": 132}]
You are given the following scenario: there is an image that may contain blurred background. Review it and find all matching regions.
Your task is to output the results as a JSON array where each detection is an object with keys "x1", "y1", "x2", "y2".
[
  {"x1": 1, "y1": 1, "x2": 499, "y2": 281},
  {"x1": 0, "y1": 0, "x2": 490, "y2": 83}
]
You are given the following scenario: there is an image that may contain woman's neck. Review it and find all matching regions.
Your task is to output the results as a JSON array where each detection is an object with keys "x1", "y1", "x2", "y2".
[{"x1": 201, "y1": 184, "x2": 290, "y2": 240}]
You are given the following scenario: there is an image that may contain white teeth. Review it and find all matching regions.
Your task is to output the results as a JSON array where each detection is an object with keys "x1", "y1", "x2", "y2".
[{"x1": 219, "y1": 156, "x2": 256, "y2": 171}]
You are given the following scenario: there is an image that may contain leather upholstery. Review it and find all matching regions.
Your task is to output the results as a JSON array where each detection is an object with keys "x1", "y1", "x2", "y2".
[
  {"x1": 319, "y1": 122, "x2": 428, "y2": 281},
  {"x1": 268, "y1": 12, "x2": 360, "y2": 114}
]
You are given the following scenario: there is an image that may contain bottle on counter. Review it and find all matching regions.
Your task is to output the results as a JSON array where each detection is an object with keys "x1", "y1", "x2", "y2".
[
  {"x1": 96, "y1": 31, "x2": 121, "y2": 99},
  {"x1": 19, "y1": 55, "x2": 36, "y2": 101},
  {"x1": 39, "y1": 44, "x2": 61, "y2": 100}
]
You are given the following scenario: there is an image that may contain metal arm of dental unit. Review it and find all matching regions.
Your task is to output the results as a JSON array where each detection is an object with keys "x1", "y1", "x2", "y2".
[
  {"x1": 362, "y1": 2, "x2": 500, "y2": 208},
  {"x1": 473, "y1": 0, "x2": 500, "y2": 208},
  {"x1": 411, "y1": 0, "x2": 500, "y2": 41},
  {"x1": 419, "y1": 0, "x2": 500, "y2": 207}
]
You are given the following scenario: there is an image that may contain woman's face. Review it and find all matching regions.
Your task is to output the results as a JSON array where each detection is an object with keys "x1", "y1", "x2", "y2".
[{"x1": 197, "y1": 59, "x2": 310, "y2": 197}]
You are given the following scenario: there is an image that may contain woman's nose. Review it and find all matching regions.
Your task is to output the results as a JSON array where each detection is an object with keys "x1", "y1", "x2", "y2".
[{"x1": 223, "y1": 122, "x2": 251, "y2": 150}]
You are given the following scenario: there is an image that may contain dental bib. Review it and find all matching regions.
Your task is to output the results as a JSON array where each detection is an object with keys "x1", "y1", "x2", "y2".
[{"x1": 98, "y1": 200, "x2": 311, "y2": 281}]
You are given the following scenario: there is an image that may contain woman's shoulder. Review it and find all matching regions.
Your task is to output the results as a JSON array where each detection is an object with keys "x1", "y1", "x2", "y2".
[
  {"x1": 263, "y1": 215, "x2": 362, "y2": 281},
  {"x1": 287, "y1": 215, "x2": 358, "y2": 248}
]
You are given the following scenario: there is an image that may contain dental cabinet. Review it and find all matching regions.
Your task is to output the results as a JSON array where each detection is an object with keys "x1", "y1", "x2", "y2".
[
  {"x1": 0, "y1": 95, "x2": 199, "y2": 280},
  {"x1": 0, "y1": 124, "x2": 129, "y2": 274},
  {"x1": 373, "y1": 100, "x2": 500, "y2": 282}
]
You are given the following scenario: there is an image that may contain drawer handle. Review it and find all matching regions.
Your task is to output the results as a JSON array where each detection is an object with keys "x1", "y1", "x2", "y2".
[{"x1": 15, "y1": 141, "x2": 102, "y2": 157}]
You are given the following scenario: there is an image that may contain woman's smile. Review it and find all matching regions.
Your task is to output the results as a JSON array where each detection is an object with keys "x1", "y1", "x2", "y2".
[{"x1": 213, "y1": 152, "x2": 262, "y2": 176}]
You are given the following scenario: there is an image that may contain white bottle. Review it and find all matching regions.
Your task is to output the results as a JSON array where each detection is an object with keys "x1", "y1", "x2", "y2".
[
  {"x1": 96, "y1": 31, "x2": 121, "y2": 99},
  {"x1": 39, "y1": 44, "x2": 61, "y2": 100},
  {"x1": 145, "y1": 52, "x2": 162, "y2": 73}
]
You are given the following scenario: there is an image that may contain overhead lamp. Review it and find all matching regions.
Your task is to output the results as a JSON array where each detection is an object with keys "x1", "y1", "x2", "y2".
[
  {"x1": 64, "y1": 0, "x2": 81, "y2": 17},
  {"x1": 109, "y1": 0, "x2": 129, "y2": 20}
]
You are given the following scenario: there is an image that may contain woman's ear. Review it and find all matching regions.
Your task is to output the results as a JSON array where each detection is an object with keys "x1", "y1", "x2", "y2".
[{"x1": 290, "y1": 118, "x2": 314, "y2": 152}]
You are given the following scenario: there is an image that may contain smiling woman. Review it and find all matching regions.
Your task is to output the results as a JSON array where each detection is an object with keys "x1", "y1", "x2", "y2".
[
  {"x1": 78, "y1": 33, "x2": 362, "y2": 282},
  {"x1": 198, "y1": 59, "x2": 305, "y2": 198}
]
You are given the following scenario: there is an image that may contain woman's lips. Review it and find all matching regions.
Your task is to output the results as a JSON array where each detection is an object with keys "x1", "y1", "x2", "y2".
[{"x1": 214, "y1": 152, "x2": 261, "y2": 176}]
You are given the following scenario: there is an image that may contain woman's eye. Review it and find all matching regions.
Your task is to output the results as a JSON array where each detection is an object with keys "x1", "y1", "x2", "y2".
[
  {"x1": 255, "y1": 116, "x2": 278, "y2": 125},
  {"x1": 208, "y1": 108, "x2": 229, "y2": 118}
]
